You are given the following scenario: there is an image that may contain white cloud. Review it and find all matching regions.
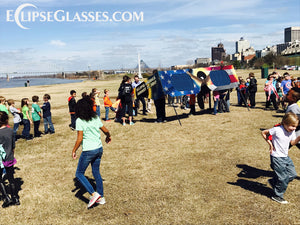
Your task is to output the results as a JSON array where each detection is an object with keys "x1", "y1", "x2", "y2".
[{"x1": 50, "y1": 40, "x2": 66, "y2": 47}]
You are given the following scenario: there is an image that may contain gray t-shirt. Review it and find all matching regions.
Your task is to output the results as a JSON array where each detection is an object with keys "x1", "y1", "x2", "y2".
[
  {"x1": 9, "y1": 106, "x2": 21, "y2": 124},
  {"x1": 0, "y1": 127, "x2": 15, "y2": 162}
]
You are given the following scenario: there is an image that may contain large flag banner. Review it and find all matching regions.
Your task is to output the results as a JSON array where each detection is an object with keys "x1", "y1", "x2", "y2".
[
  {"x1": 158, "y1": 69, "x2": 201, "y2": 97},
  {"x1": 134, "y1": 81, "x2": 148, "y2": 98},
  {"x1": 136, "y1": 73, "x2": 164, "y2": 100},
  {"x1": 193, "y1": 65, "x2": 239, "y2": 91}
]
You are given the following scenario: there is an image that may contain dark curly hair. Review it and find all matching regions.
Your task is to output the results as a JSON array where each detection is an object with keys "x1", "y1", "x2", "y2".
[
  {"x1": 75, "y1": 96, "x2": 97, "y2": 121},
  {"x1": 0, "y1": 111, "x2": 8, "y2": 127}
]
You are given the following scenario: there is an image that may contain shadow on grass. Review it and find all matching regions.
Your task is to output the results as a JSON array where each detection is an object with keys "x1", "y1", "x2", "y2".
[
  {"x1": 72, "y1": 177, "x2": 96, "y2": 204},
  {"x1": 236, "y1": 164, "x2": 274, "y2": 179},
  {"x1": 228, "y1": 179, "x2": 274, "y2": 198},
  {"x1": 228, "y1": 164, "x2": 274, "y2": 198},
  {"x1": 229, "y1": 164, "x2": 300, "y2": 198}
]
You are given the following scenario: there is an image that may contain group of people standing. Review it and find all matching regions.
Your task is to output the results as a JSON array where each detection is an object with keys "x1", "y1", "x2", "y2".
[
  {"x1": 0, "y1": 93, "x2": 55, "y2": 208},
  {"x1": 264, "y1": 71, "x2": 298, "y2": 111},
  {"x1": 237, "y1": 72, "x2": 258, "y2": 108},
  {"x1": 0, "y1": 94, "x2": 55, "y2": 141}
]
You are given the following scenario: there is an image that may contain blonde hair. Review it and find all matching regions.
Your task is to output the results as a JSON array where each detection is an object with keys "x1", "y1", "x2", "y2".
[{"x1": 282, "y1": 112, "x2": 299, "y2": 126}]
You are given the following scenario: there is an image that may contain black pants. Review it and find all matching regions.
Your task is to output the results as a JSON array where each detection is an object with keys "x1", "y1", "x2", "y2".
[
  {"x1": 0, "y1": 167, "x2": 15, "y2": 185},
  {"x1": 33, "y1": 120, "x2": 41, "y2": 137},
  {"x1": 134, "y1": 96, "x2": 146, "y2": 114},
  {"x1": 266, "y1": 93, "x2": 278, "y2": 110},
  {"x1": 249, "y1": 91, "x2": 256, "y2": 107},
  {"x1": 154, "y1": 97, "x2": 166, "y2": 122},
  {"x1": 120, "y1": 100, "x2": 133, "y2": 117},
  {"x1": 70, "y1": 114, "x2": 76, "y2": 129}
]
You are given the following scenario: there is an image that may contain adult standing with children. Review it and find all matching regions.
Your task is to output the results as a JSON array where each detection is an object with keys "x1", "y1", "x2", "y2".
[
  {"x1": 72, "y1": 97, "x2": 111, "y2": 209},
  {"x1": 248, "y1": 72, "x2": 257, "y2": 108},
  {"x1": 132, "y1": 75, "x2": 147, "y2": 115},
  {"x1": 118, "y1": 75, "x2": 134, "y2": 125},
  {"x1": 264, "y1": 74, "x2": 278, "y2": 110}
]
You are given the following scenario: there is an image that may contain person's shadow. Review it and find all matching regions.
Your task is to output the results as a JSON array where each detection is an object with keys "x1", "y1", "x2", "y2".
[
  {"x1": 227, "y1": 164, "x2": 299, "y2": 199},
  {"x1": 72, "y1": 176, "x2": 106, "y2": 208}
]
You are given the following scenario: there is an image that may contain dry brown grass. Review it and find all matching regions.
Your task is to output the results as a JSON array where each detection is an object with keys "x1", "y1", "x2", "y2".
[{"x1": 0, "y1": 69, "x2": 300, "y2": 225}]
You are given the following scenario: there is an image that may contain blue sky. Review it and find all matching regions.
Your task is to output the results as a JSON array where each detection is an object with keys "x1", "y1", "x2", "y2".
[{"x1": 0, "y1": 0, "x2": 299, "y2": 73}]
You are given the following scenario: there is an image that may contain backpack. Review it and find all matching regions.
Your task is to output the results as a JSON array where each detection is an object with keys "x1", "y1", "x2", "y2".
[{"x1": 19, "y1": 112, "x2": 24, "y2": 125}]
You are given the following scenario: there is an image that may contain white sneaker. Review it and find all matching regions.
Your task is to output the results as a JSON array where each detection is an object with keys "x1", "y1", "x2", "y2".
[
  {"x1": 87, "y1": 192, "x2": 100, "y2": 208},
  {"x1": 96, "y1": 197, "x2": 106, "y2": 205}
]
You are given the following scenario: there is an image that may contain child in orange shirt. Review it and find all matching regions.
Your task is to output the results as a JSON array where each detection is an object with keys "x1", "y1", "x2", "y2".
[{"x1": 103, "y1": 89, "x2": 116, "y2": 121}]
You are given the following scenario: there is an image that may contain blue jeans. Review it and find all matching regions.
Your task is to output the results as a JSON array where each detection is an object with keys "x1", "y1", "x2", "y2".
[
  {"x1": 105, "y1": 107, "x2": 116, "y2": 120},
  {"x1": 270, "y1": 156, "x2": 297, "y2": 198},
  {"x1": 22, "y1": 119, "x2": 30, "y2": 138},
  {"x1": 70, "y1": 114, "x2": 76, "y2": 129},
  {"x1": 213, "y1": 99, "x2": 219, "y2": 114},
  {"x1": 76, "y1": 147, "x2": 104, "y2": 196},
  {"x1": 44, "y1": 116, "x2": 55, "y2": 133},
  {"x1": 13, "y1": 122, "x2": 20, "y2": 141},
  {"x1": 96, "y1": 106, "x2": 101, "y2": 117}
]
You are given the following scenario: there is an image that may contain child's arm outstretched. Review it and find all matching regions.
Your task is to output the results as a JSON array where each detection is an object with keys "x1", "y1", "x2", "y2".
[
  {"x1": 290, "y1": 136, "x2": 300, "y2": 146},
  {"x1": 100, "y1": 126, "x2": 111, "y2": 144},
  {"x1": 261, "y1": 129, "x2": 274, "y2": 153},
  {"x1": 72, "y1": 131, "x2": 83, "y2": 160}
]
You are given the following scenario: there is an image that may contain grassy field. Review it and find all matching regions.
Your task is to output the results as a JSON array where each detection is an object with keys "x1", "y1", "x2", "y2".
[{"x1": 0, "y1": 69, "x2": 300, "y2": 225}]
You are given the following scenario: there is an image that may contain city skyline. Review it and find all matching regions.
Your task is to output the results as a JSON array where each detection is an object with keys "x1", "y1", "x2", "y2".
[{"x1": 0, "y1": 0, "x2": 299, "y2": 72}]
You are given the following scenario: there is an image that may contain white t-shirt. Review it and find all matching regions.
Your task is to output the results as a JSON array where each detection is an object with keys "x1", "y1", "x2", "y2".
[
  {"x1": 9, "y1": 106, "x2": 22, "y2": 123},
  {"x1": 269, "y1": 125, "x2": 296, "y2": 157}
]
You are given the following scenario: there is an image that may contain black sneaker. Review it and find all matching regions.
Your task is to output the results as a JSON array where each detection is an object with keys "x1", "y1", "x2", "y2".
[{"x1": 271, "y1": 196, "x2": 288, "y2": 204}]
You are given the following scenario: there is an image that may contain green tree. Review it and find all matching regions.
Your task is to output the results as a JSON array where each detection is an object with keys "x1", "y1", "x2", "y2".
[{"x1": 263, "y1": 53, "x2": 276, "y2": 66}]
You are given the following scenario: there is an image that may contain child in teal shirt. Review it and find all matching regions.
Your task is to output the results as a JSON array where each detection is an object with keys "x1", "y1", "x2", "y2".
[{"x1": 32, "y1": 96, "x2": 42, "y2": 137}]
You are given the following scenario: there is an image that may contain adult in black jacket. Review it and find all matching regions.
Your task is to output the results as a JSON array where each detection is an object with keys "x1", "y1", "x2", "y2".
[
  {"x1": 248, "y1": 72, "x2": 257, "y2": 108},
  {"x1": 118, "y1": 75, "x2": 134, "y2": 125}
]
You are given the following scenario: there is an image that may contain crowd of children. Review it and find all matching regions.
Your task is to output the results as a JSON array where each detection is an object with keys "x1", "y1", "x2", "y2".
[
  {"x1": 262, "y1": 71, "x2": 300, "y2": 111},
  {"x1": 0, "y1": 94, "x2": 54, "y2": 141}
]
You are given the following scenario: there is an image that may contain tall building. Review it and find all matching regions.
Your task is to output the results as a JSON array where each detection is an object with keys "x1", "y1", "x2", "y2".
[
  {"x1": 236, "y1": 37, "x2": 250, "y2": 53},
  {"x1": 211, "y1": 43, "x2": 226, "y2": 62},
  {"x1": 284, "y1": 27, "x2": 300, "y2": 43}
]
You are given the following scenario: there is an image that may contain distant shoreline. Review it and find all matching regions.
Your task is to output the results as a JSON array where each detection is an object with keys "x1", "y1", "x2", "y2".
[{"x1": 0, "y1": 77, "x2": 84, "y2": 89}]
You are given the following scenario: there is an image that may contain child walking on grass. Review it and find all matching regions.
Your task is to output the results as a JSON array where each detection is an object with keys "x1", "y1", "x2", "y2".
[
  {"x1": 41, "y1": 94, "x2": 55, "y2": 134},
  {"x1": 0, "y1": 111, "x2": 20, "y2": 207},
  {"x1": 72, "y1": 96, "x2": 111, "y2": 209},
  {"x1": 261, "y1": 112, "x2": 300, "y2": 204}
]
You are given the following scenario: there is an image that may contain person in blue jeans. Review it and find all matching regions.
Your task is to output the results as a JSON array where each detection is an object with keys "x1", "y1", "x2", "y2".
[
  {"x1": 72, "y1": 96, "x2": 111, "y2": 209},
  {"x1": 41, "y1": 94, "x2": 55, "y2": 134},
  {"x1": 21, "y1": 98, "x2": 33, "y2": 140}
]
